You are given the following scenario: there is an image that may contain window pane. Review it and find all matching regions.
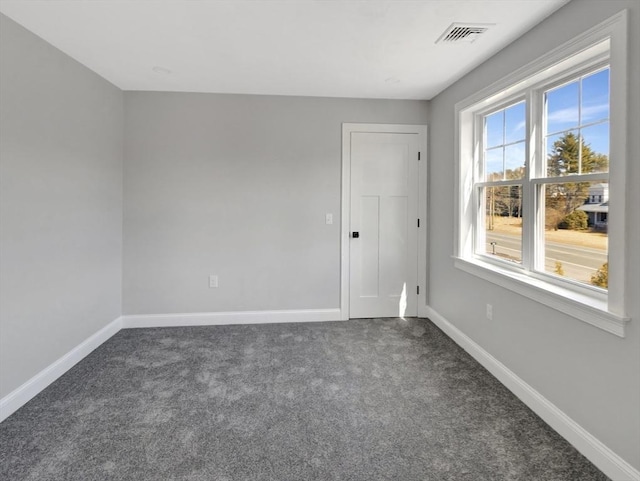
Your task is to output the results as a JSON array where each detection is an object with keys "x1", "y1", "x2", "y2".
[
  {"x1": 505, "y1": 102, "x2": 526, "y2": 144},
  {"x1": 485, "y1": 111, "x2": 504, "y2": 148},
  {"x1": 580, "y1": 122, "x2": 609, "y2": 173},
  {"x1": 546, "y1": 81, "x2": 579, "y2": 134},
  {"x1": 582, "y1": 68, "x2": 609, "y2": 123},
  {"x1": 505, "y1": 142, "x2": 526, "y2": 179},
  {"x1": 541, "y1": 182, "x2": 608, "y2": 289},
  {"x1": 484, "y1": 186, "x2": 522, "y2": 263},
  {"x1": 486, "y1": 148, "x2": 503, "y2": 181},
  {"x1": 544, "y1": 69, "x2": 610, "y2": 178},
  {"x1": 546, "y1": 130, "x2": 580, "y2": 176}
]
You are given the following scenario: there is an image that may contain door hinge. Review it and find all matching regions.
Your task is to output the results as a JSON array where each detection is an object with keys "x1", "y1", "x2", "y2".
[
  {"x1": 417, "y1": 218, "x2": 420, "y2": 227},
  {"x1": 417, "y1": 286, "x2": 420, "y2": 295},
  {"x1": 418, "y1": 152, "x2": 421, "y2": 160}
]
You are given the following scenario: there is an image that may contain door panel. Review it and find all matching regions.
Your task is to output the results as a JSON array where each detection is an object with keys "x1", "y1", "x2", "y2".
[
  {"x1": 349, "y1": 132, "x2": 418, "y2": 318},
  {"x1": 384, "y1": 195, "x2": 408, "y2": 295},
  {"x1": 360, "y1": 195, "x2": 380, "y2": 297}
]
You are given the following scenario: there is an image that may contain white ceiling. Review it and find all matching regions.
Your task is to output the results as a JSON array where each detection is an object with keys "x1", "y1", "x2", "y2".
[{"x1": 0, "y1": 0, "x2": 568, "y2": 100}]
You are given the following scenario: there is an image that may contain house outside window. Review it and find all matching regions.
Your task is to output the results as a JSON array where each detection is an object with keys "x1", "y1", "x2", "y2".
[{"x1": 579, "y1": 183, "x2": 609, "y2": 230}]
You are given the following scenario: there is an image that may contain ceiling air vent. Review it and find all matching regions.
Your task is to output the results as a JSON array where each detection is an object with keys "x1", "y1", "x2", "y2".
[{"x1": 436, "y1": 23, "x2": 493, "y2": 44}]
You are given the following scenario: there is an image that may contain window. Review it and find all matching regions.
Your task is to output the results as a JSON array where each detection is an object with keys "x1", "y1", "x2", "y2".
[
  {"x1": 455, "y1": 12, "x2": 629, "y2": 336},
  {"x1": 475, "y1": 68, "x2": 610, "y2": 288}
]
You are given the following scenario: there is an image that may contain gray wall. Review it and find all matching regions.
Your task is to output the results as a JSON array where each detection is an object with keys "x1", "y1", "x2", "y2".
[
  {"x1": 0, "y1": 15, "x2": 123, "y2": 398},
  {"x1": 428, "y1": 0, "x2": 640, "y2": 470},
  {"x1": 123, "y1": 92, "x2": 428, "y2": 314}
]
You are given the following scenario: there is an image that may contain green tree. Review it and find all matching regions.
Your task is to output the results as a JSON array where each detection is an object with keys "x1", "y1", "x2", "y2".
[
  {"x1": 547, "y1": 132, "x2": 608, "y2": 177},
  {"x1": 546, "y1": 132, "x2": 609, "y2": 214},
  {"x1": 558, "y1": 210, "x2": 588, "y2": 230}
]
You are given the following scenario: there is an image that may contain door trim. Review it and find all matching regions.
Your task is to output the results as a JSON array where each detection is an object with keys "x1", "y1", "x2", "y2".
[{"x1": 341, "y1": 123, "x2": 428, "y2": 320}]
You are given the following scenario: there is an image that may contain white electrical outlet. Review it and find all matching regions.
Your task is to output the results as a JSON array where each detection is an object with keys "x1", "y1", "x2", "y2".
[
  {"x1": 325, "y1": 213, "x2": 333, "y2": 225},
  {"x1": 486, "y1": 303, "x2": 493, "y2": 320},
  {"x1": 209, "y1": 275, "x2": 218, "y2": 288}
]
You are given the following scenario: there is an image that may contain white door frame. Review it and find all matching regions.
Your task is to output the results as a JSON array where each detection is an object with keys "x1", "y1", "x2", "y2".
[{"x1": 341, "y1": 123, "x2": 428, "y2": 320}]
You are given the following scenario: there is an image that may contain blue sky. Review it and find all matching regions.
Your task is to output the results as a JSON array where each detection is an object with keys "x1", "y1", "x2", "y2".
[{"x1": 484, "y1": 67, "x2": 610, "y2": 179}]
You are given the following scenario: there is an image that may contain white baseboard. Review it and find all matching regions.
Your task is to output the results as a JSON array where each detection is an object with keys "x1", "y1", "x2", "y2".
[
  {"x1": 0, "y1": 316, "x2": 123, "y2": 423},
  {"x1": 425, "y1": 306, "x2": 640, "y2": 481},
  {"x1": 123, "y1": 308, "x2": 343, "y2": 328}
]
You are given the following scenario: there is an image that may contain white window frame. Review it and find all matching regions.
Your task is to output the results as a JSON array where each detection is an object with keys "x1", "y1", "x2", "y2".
[{"x1": 454, "y1": 11, "x2": 629, "y2": 337}]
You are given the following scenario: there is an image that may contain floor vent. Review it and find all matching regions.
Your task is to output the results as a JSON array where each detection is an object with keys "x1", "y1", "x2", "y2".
[{"x1": 436, "y1": 23, "x2": 493, "y2": 44}]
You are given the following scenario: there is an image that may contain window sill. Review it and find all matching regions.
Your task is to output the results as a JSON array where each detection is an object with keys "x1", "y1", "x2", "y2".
[{"x1": 453, "y1": 256, "x2": 629, "y2": 337}]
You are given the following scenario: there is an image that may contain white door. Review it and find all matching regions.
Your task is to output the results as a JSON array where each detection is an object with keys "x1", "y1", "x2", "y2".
[{"x1": 349, "y1": 132, "x2": 419, "y2": 318}]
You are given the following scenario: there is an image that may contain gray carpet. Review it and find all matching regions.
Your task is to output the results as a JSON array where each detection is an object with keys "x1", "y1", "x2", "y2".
[{"x1": 0, "y1": 318, "x2": 608, "y2": 480}]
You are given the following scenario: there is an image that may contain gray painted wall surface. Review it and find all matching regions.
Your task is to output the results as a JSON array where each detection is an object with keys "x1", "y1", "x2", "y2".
[
  {"x1": 428, "y1": 0, "x2": 640, "y2": 470},
  {"x1": 0, "y1": 15, "x2": 124, "y2": 398},
  {"x1": 123, "y1": 92, "x2": 428, "y2": 314}
]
